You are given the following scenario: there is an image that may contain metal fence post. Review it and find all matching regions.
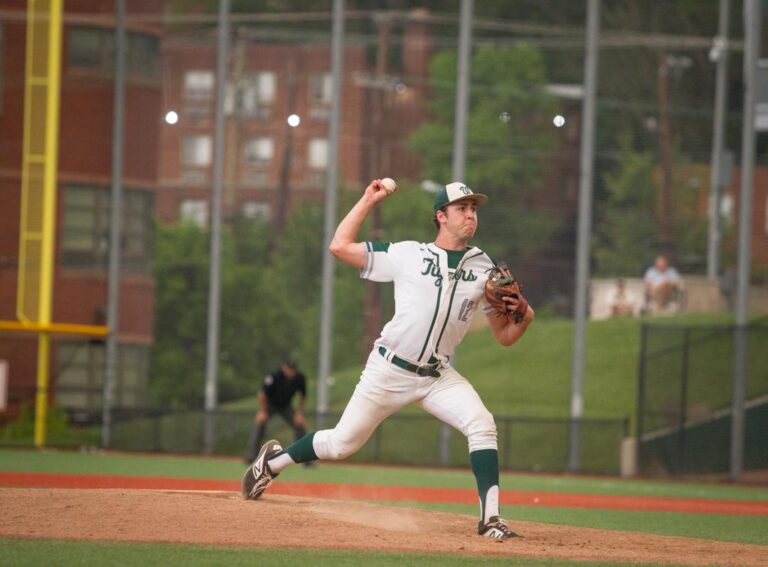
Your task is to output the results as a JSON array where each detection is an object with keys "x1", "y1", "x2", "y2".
[
  {"x1": 677, "y1": 328, "x2": 691, "y2": 474},
  {"x1": 635, "y1": 322, "x2": 648, "y2": 475}
]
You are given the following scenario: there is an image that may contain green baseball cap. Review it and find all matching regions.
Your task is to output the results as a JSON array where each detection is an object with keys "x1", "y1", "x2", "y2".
[{"x1": 433, "y1": 182, "x2": 489, "y2": 213}]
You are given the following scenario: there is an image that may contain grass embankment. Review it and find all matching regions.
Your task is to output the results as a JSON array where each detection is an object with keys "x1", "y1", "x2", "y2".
[{"x1": 324, "y1": 314, "x2": 743, "y2": 422}]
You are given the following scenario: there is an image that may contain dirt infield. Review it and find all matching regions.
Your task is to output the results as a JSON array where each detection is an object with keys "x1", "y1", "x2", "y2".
[{"x1": 1, "y1": 487, "x2": 766, "y2": 565}]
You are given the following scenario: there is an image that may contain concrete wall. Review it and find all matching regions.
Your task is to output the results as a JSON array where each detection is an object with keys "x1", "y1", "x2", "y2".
[{"x1": 590, "y1": 276, "x2": 768, "y2": 320}]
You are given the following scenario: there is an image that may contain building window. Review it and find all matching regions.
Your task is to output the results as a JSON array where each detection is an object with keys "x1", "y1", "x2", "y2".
[
  {"x1": 180, "y1": 199, "x2": 209, "y2": 228},
  {"x1": 126, "y1": 33, "x2": 159, "y2": 78},
  {"x1": 69, "y1": 26, "x2": 112, "y2": 70},
  {"x1": 308, "y1": 138, "x2": 329, "y2": 170},
  {"x1": 182, "y1": 135, "x2": 212, "y2": 167},
  {"x1": 183, "y1": 70, "x2": 214, "y2": 119},
  {"x1": 61, "y1": 184, "x2": 153, "y2": 274},
  {"x1": 55, "y1": 341, "x2": 104, "y2": 413},
  {"x1": 309, "y1": 73, "x2": 332, "y2": 104},
  {"x1": 244, "y1": 137, "x2": 273, "y2": 167},
  {"x1": 242, "y1": 201, "x2": 272, "y2": 222},
  {"x1": 184, "y1": 70, "x2": 214, "y2": 101},
  {"x1": 309, "y1": 73, "x2": 332, "y2": 119},
  {"x1": 68, "y1": 26, "x2": 158, "y2": 78},
  {"x1": 56, "y1": 341, "x2": 149, "y2": 417},
  {"x1": 239, "y1": 72, "x2": 275, "y2": 118}
]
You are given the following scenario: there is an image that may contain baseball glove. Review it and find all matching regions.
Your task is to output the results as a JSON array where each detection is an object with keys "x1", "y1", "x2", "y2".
[{"x1": 484, "y1": 262, "x2": 528, "y2": 324}]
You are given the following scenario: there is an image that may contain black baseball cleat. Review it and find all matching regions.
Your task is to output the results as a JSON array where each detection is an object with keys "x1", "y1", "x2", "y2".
[
  {"x1": 477, "y1": 516, "x2": 523, "y2": 541},
  {"x1": 241, "y1": 439, "x2": 282, "y2": 500}
]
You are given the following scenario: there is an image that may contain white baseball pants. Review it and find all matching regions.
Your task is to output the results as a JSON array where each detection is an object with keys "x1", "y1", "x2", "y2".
[{"x1": 313, "y1": 349, "x2": 497, "y2": 461}]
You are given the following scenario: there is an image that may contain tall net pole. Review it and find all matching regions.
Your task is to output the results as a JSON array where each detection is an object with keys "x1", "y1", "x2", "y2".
[
  {"x1": 102, "y1": 0, "x2": 126, "y2": 449},
  {"x1": 317, "y1": 0, "x2": 345, "y2": 427},
  {"x1": 204, "y1": 0, "x2": 230, "y2": 454},
  {"x1": 568, "y1": 0, "x2": 600, "y2": 472}
]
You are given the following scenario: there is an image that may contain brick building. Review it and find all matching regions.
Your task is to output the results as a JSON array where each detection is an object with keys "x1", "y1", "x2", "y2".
[
  {"x1": 0, "y1": 0, "x2": 163, "y2": 423},
  {"x1": 722, "y1": 167, "x2": 768, "y2": 272},
  {"x1": 157, "y1": 11, "x2": 435, "y2": 226}
]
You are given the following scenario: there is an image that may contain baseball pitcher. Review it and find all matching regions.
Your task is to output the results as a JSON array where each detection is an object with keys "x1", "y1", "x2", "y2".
[{"x1": 242, "y1": 179, "x2": 535, "y2": 540}]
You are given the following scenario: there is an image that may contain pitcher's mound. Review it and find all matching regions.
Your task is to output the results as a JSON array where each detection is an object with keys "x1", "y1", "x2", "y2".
[{"x1": 0, "y1": 488, "x2": 763, "y2": 566}]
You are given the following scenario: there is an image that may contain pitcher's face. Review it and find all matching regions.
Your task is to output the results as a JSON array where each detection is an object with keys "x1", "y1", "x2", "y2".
[{"x1": 439, "y1": 199, "x2": 478, "y2": 242}]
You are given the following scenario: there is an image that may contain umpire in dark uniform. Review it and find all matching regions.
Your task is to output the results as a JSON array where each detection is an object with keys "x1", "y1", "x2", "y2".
[{"x1": 244, "y1": 360, "x2": 308, "y2": 464}]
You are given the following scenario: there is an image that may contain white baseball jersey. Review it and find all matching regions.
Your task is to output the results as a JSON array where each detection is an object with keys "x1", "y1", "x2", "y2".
[
  {"x1": 311, "y1": 240, "x2": 500, "y2": 467},
  {"x1": 361, "y1": 241, "x2": 495, "y2": 366}
]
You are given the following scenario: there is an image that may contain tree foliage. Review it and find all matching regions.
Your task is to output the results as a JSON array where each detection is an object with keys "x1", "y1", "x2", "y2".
[
  {"x1": 409, "y1": 42, "x2": 560, "y2": 261},
  {"x1": 593, "y1": 134, "x2": 714, "y2": 279},
  {"x1": 150, "y1": 214, "x2": 315, "y2": 408},
  {"x1": 150, "y1": 222, "x2": 211, "y2": 408},
  {"x1": 149, "y1": 199, "x2": 369, "y2": 409},
  {"x1": 593, "y1": 140, "x2": 659, "y2": 278}
]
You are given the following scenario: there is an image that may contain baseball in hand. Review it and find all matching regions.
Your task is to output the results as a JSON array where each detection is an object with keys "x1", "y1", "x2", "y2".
[{"x1": 381, "y1": 177, "x2": 397, "y2": 195}]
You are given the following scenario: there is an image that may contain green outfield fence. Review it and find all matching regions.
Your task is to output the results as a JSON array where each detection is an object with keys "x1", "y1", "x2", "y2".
[
  {"x1": 636, "y1": 318, "x2": 768, "y2": 476},
  {"x1": 34, "y1": 409, "x2": 625, "y2": 474},
  {"x1": 109, "y1": 410, "x2": 629, "y2": 474}
]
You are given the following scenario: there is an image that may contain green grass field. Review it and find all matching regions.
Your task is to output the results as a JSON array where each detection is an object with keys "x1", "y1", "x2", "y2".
[
  {"x1": 0, "y1": 539, "x2": 686, "y2": 567},
  {"x1": 0, "y1": 449, "x2": 768, "y2": 565}
]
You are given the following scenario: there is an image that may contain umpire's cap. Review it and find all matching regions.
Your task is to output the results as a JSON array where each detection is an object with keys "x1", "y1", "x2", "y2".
[{"x1": 433, "y1": 182, "x2": 488, "y2": 213}]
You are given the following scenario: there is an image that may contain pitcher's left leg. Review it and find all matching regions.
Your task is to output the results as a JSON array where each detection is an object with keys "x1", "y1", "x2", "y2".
[{"x1": 419, "y1": 368, "x2": 522, "y2": 540}]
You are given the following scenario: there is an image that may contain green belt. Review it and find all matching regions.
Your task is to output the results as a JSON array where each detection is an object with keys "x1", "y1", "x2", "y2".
[{"x1": 378, "y1": 346, "x2": 441, "y2": 378}]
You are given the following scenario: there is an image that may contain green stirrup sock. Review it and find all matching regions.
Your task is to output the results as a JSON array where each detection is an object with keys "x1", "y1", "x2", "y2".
[
  {"x1": 283, "y1": 432, "x2": 318, "y2": 463},
  {"x1": 470, "y1": 449, "x2": 500, "y2": 521}
]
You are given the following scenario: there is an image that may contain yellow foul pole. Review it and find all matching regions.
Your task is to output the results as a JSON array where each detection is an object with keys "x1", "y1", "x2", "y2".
[{"x1": 18, "y1": 0, "x2": 64, "y2": 447}]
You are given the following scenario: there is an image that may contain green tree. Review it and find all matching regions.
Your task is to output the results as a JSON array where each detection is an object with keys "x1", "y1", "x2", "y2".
[
  {"x1": 594, "y1": 140, "x2": 713, "y2": 278},
  {"x1": 593, "y1": 141, "x2": 659, "y2": 277},
  {"x1": 150, "y1": 222, "x2": 210, "y2": 408},
  {"x1": 671, "y1": 164, "x2": 711, "y2": 274},
  {"x1": 149, "y1": 216, "x2": 306, "y2": 408},
  {"x1": 409, "y1": 42, "x2": 560, "y2": 261}
]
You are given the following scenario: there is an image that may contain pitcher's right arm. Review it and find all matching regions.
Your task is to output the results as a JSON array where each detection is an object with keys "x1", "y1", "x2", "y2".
[{"x1": 329, "y1": 179, "x2": 391, "y2": 269}]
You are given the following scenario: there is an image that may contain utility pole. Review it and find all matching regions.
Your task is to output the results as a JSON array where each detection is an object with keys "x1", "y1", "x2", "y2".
[
  {"x1": 203, "y1": 0, "x2": 230, "y2": 455},
  {"x1": 274, "y1": 55, "x2": 300, "y2": 240},
  {"x1": 657, "y1": 52, "x2": 692, "y2": 258},
  {"x1": 657, "y1": 50, "x2": 675, "y2": 255},
  {"x1": 102, "y1": 0, "x2": 126, "y2": 448},
  {"x1": 730, "y1": 0, "x2": 761, "y2": 482}
]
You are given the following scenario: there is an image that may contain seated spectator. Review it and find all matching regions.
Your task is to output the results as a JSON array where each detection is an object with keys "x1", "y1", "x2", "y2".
[
  {"x1": 643, "y1": 255, "x2": 683, "y2": 314},
  {"x1": 607, "y1": 278, "x2": 638, "y2": 317}
]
